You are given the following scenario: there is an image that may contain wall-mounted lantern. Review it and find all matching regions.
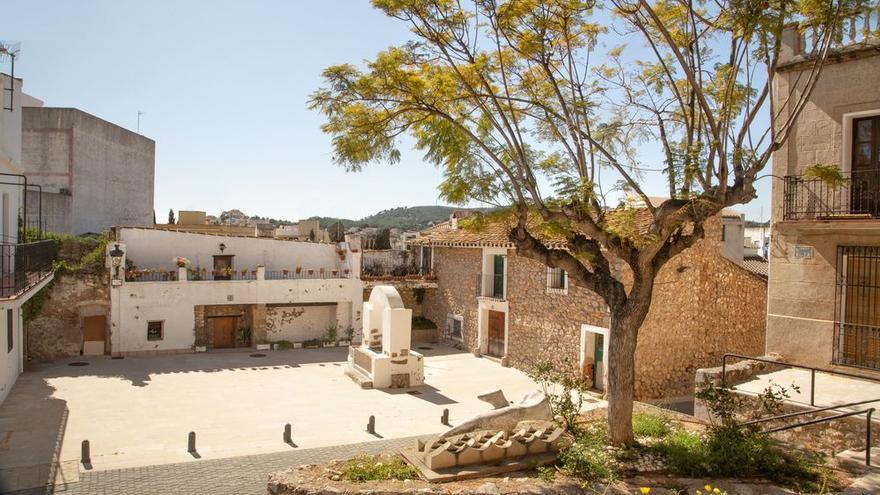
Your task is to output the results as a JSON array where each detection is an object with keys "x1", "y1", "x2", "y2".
[
  {"x1": 219, "y1": 242, "x2": 227, "y2": 253},
  {"x1": 109, "y1": 243, "x2": 125, "y2": 280}
]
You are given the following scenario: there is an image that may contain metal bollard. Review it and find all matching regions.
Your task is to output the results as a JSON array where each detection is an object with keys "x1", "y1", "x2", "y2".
[
  {"x1": 284, "y1": 423, "x2": 292, "y2": 443},
  {"x1": 367, "y1": 415, "x2": 375, "y2": 434},
  {"x1": 188, "y1": 431, "x2": 197, "y2": 453},
  {"x1": 81, "y1": 440, "x2": 91, "y2": 465},
  {"x1": 441, "y1": 408, "x2": 449, "y2": 426}
]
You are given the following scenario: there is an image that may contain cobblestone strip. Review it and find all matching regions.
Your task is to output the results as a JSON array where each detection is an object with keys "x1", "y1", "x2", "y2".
[{"x1": 5, "y1": 435, "x2": 426, "y2": 495}]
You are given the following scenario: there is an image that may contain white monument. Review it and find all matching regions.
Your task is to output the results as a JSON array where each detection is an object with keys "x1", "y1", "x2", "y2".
[{"x1": 345, "y1": 285, "x2": 425, "y2": 389}]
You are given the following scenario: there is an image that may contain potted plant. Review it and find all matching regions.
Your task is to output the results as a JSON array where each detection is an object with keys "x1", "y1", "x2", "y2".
[
  {"x1": 343, "y1": 268, "x2": 350, "y2": 276},
  {"x1": 168, "y1": 270, "x2": 176, "y2": 280},
  {"x1": 256, "y1": 338, "x2": 270, "y2": 351},
  {"x1": 331, "y1": 268, "x2": 338, "y2": 276},
  {"x1": 307, "y1": 268, "x2": 315, "y2": 276},
  {"x1": 340, "y1": 326, "x2": 354, "y2": 346},
  {"x1": 319, "y1": 267, "x2": 326, "y2": 277},
  {"x1": 241, "y1": 266, "x2": 248, "y2": 277},
  {"x1": 282, "y1": 268, "x2": 289, "y2": 278},
  {"x1": 174, "y1": 256, "x2": 190, "y2": 268},
  {"x1": 295, "y1": 266, "x2": 302, "y2": 275}
]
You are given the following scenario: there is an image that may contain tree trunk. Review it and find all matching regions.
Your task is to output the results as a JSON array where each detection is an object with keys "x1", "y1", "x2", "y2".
[{"x1": 606, "y1": 312, "x2": 639, "y2": 445}]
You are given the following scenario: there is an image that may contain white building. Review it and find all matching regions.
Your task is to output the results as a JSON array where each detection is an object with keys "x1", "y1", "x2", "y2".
[
  {"x1": 107, "y1": 227, "x2": 363, "y2": 355},
  {"x1": 0, "y1": 73, "x2": 55, "y2": 403}
]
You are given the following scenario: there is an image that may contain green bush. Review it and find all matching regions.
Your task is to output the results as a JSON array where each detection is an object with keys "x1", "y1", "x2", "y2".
[
  {"x1": 275, "y1": 340, "x2": 293, "y2": 350},
  {"x1": 339, "y1": 455, "x2": 418, "y2": 482},
  {"x1": 411, "y1": 316, "x2": 436, "y2": 329},
  {"x1": 632, "y1": 413, "x2": 672, "y2": 438}
]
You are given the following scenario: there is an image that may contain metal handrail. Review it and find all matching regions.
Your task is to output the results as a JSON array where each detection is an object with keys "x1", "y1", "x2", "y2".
[
  {"x1": 743, "y1": 405, "x2": 875, "y2": 466},
  {"x1": 721, "y1": 353, "x2": 880, "y2": 407}
]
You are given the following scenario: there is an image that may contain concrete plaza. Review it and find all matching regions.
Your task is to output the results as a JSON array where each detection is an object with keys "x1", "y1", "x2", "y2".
[{"x1": 0, "y1": 345, "x2": 592, "y2": 492}]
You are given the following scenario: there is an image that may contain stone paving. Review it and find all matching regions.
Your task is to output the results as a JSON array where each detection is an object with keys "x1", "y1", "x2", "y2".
[{"x1": 4, "y1": 435, "x2": 425, "y2": 495}]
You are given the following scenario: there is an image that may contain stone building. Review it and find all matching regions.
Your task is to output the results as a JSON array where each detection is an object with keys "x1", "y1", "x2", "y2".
[
  {"x1": 412, "y1": 210, "x2": 767, "y2": 401},
  {"x1": 766, "y1": 14, "x2": 880, "y2": 375},
  {"x1": 21, "y1": 106, "x2": 155, "y2": 235}
]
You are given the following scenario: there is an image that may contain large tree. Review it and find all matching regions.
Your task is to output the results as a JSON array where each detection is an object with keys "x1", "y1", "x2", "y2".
[{"x1": 310, "y1": 0, "x2": 854, "y2": 443}]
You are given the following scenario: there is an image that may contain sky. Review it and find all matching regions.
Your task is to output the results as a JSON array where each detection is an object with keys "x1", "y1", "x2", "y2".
[{"x1": 0, "y1": 0, "x2": 771, "y2": 223}]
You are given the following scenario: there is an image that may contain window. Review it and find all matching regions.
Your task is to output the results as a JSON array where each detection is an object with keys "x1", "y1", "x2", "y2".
[
  {"x1": 446, "y1": 314, "x2": 462, "y2": 339},
  {"x1": 147, "y1": 321, "x2": 164, "y2": 341},
  {"x1": 6, "y1": 309, "x2": 12, "y2": 353},
  {"x1": 721, "y1": 224, "x2": 726, "y2": 241},
  {"x1": 834, "y1": 246, "x2": 880, "y2": 369},
  {"x1": 547, "y1": 267, "x2": 568, "y2": 293},
  {"x1": 850, "y1": 116, "x2": 880, "y2": 216}
]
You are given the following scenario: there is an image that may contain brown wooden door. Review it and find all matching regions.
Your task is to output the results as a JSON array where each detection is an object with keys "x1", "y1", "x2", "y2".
[
  {"x1": 83, "y1": 315, "x2": 106, "y2": 355},
  {"x1": 851, "y1": 116, "x2": 880, "y2": 216},
  {"x1": 213, "y1": 316, "x2": 235, "y2": 349},
  {"x1": 487, "y1": 310, "x2": 505, "y2": 358}
]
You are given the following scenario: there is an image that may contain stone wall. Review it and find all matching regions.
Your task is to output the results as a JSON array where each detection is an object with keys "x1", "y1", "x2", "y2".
[
  {"x1": 26, "y1": 273, "x2": 109, "y2": 359},
  {"x1": 422, "y1": 248, "x2": 482, "y2": 351},
  {"x1": 424, "y1": 216, "x2": 767, "y2": 399}
]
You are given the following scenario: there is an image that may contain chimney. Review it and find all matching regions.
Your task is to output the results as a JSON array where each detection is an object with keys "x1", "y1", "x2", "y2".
[{"x1": 779, "y1": 22, "x2": 802, "y2": 65}]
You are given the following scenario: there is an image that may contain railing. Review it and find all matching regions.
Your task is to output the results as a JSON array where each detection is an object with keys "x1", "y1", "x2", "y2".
[
  {"x1": 783, "y1": 168, "x2": 880, "y2": 220},
  {"x1": 191, "y1": 270, "x2": 257, "y2": 281},
  {"x1": 742, "y1": 401, "x2": 876, "y2": 466},
  {"x1": 721, "y1": 353, "x2": 880, "y2": 408},
  {"x1": 126, "y1": 270, "x2": 178, "y2": 282},
  {"x1": 797, "y1": 4, "x2": 880, "y2": 57},
  {"x1": 0, "y1": 240, "x2": 57, "y2": 298},
  {"x1": 478, "y1": 273, "x2": 505, "y2": 299},
  {"x1": 362, "y1": 264, "x2": 431, "y2": 278},
  {"x1": 833, "y1": 322, "x2": 880, "y2": 370},
  {"x1": 264, "y1": 270, "x2": 350, "y2": 280}
]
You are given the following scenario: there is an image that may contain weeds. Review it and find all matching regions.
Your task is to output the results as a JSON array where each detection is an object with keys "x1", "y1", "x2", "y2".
[
  {"x1": 339, "y1": 455, "x2": 418, "y2": 482},
  {"x1": 632, "y1": 413, "x2": 672, "y2": 438}
]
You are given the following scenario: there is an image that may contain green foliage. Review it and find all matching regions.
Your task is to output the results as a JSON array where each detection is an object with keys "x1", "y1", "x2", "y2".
[
  {"x1": 535, "y1": 465, "x2": 556, "y2": 483},
  {"x1": 325, "y1": 324, "x2": 339, "y2": 342},
  {"x1": 803, "y1": 164, "x2": 846, "y2": 186},
  {"x1": 412, "y1": 287, "x2": 426, "y2": 304},
  {"x1": 275, "y1": 340, "x2": 293, "y2": 350},
  {"x1": 22, "y1": 282, "x2": 53, "y2": 324},
  {"x1": 527, "y1": 361, "x2": 591, "y2": 435},
  {"x1": 632, "y1": 413, "x2": 672, "y2": 438},
  {"x1": 236, "y1": 327, "x2": 251, "y2": 346},
  {"x1": 558, "y1": 423, "x2": 617, "y2": 481},
  {"x1": 339, "y1": 454, "x2": 418, "y2": 482}
]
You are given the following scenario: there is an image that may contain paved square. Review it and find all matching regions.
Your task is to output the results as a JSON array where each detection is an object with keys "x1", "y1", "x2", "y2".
[{"x1": 0, "y1": 345, "x2": 545, "y2": 484}]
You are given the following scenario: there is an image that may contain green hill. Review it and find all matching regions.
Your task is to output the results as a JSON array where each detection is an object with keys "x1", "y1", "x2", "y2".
[{"x1": 307, "y1": 205, "x2": 472, "y2": 231}]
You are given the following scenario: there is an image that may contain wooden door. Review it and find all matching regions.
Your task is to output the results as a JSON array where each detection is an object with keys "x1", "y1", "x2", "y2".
[
  {"x1": 851, "y1": 116, "x2": 880, "y2": 216},
  {"x1": 83, "y1": 315, "x2": 106, "y2": 356},
  {"x1": 213, "y1": 316, "x2": 235, "y2": 349},
  {"x1": 842, "y1": 252, "x2": 880, "y2": 367},
  {"x1": 487, "y1": 310, "x2": 505, "y2": 358}
]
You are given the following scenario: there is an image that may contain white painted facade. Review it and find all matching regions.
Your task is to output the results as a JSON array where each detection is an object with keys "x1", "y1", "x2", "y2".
[
  {"x1": 109, "y1": 228, "x2": 363, "y2": 355},
  {"x1": 0, "y1": 74, "x2": 54, "y2": 404},
  {"x1": 118, "y1": 228, "x2": 352, "y2": 275}
]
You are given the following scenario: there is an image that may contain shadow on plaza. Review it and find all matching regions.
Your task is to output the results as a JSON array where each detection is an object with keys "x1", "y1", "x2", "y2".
[
  {"x1": 0, "y1": 378, "x2": 72, "y2": 494},
  {"x1": 24, "y1": 344, "x2": 467, "y2": 388}
]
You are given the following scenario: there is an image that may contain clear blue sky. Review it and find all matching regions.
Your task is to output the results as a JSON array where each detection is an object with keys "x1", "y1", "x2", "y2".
[{"x1": 1, "y1": 0, "x2": 770, "y2": 222}]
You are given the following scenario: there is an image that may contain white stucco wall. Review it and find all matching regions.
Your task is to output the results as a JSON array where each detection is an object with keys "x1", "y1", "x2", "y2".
[
  {"x1": 0, "y1": 303, "x2": 23, "y2": 405},
  {"x1": 110, "y1": 278, "x2": 363, "y2": 354},
  {"x1": 118, "y1": 228, "x2": 346, "y2": 274},
  {"x1": 265, "y1": 305, "x2": 337, "y2": 342}
]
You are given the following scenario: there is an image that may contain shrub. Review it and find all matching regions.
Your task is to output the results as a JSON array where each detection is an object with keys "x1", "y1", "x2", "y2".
[
  {"x1": 558, "y1": 435, "x2": 616, "y2": 481},
  {"x1": 527, "y1": 361, "x2": 591, "y2": 435},
  {"x1": 275, "y1": 340, "x2": 293, "y2": 350},
  {"x1": 339, "y1": 455, "x2": 418, "y2": 482},
  {"x1": 411, "y1": 316, "x2": 436, "y2": 329},
  {"x1": 632, "y1": 413, "x2": 672, "y2": 439}
]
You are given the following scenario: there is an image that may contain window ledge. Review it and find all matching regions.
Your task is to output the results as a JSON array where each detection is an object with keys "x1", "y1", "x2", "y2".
[{"x1": 546, "y1": 287, "x2": 568, "y2": 295}]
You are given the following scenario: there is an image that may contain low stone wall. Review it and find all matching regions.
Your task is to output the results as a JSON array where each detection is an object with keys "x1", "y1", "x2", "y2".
[{"x1": 26, "y1": 273, "x2": 109, "y2": 359}]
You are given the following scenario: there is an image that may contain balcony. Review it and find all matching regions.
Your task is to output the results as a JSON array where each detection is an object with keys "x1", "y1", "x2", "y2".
[
  {"x1": 0, "y1": 240, "x2": 57, "y2": 298},
  {"x1": 126, "y1": 267, "x2": 353, "y2": 282},
  {"x1": 783, "y1": 168, "x2": 880, "y2": 221},
  {"x1": 479, "y1": 273, "x2": 506, "y2": 300},
  {"x1": 790, "y1": 6, "x2": 880, "y2": 59}
]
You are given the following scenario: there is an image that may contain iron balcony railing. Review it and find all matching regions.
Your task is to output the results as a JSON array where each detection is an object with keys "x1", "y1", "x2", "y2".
[
  {"x1": 0, "y1": 240, "x2": 57, "y2": 298},
  {"x1": 783, "y1": 168, "x2": 880, "y2": 220},
  {"x1": 264, "y1": 269, "x2": 350, "y2": 280},
  {"x1": 126, "y1": 268, "x2": 352, "y2": 282}
]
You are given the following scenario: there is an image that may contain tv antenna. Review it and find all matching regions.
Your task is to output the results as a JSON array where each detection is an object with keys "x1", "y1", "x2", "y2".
[{"x1": 0, "y1": 41, "x2": 20, "y2": 112}]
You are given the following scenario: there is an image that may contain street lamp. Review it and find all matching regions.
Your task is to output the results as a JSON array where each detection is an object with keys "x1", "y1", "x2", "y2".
[{"x1": 109, "y1": 243, "x2": 124, "y2": 279}]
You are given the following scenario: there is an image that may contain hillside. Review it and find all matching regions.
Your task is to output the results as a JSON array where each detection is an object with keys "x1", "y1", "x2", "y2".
[{"x1": 307, "y1": 205, "x2": 472, "y2": 231}]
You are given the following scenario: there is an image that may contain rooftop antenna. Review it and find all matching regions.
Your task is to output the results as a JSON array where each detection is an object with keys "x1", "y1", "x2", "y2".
[
  {"x1": 0, "y1": 41, "x2": 21, "y2": 112},
  {"x1": 137, "y1": 110, "x2": 144, "y2": 134}
]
